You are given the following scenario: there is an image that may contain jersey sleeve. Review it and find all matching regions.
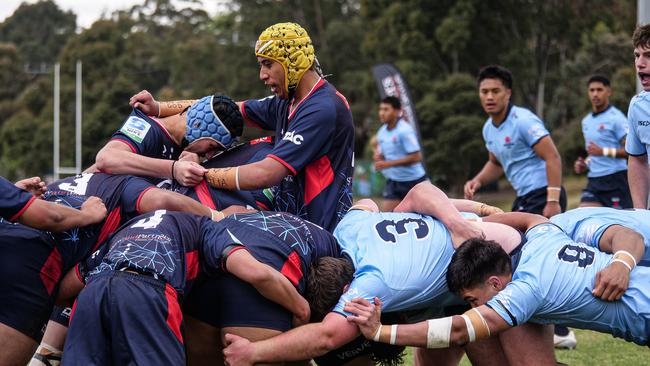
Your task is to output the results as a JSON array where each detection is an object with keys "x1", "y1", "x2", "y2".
[
  {"x1": 120, "y1": 176, "x2": 158, "y2": 217},
  {"x1": 268, "y1": 103, "x2": 336, "y2": 174},
  {"x1": 110, "y1": 112, "x2": 159, "y2": 156},
  {"x1": 242, "y1": 96, "x2": 280, "y2": 130},
  {"x1": 332, "y1": 273, "x2": 389, "y2": 317},
  {"x1": 518, "y1": 114, "x2": 549, "y2": 147},
  {"x1": 0, "y1": 177, "x2": 36, "y2": 221},
  {"x1": 400, "y1": 124, "x2": 421, "y2": 154},
  {"x1": 626, "y1": 102, "x2": 646, "y2": 155},
  {"x1": 572, "y1": 218, "x2": 612, "y2": 249},
  {"x1": 486, "y1": 279, "x2": 542, "y2": 326},
  {"x1": 614, "y1": 112, "x2": 629, "y2": 141}
]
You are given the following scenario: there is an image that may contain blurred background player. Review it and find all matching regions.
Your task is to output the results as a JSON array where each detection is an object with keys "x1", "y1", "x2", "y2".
[
  {"x1": 374, "y1": 96, "x2": 427, "y2": 211},
  {"x1": 574, "y1": 75, "x2": 631, "y2": 208}
]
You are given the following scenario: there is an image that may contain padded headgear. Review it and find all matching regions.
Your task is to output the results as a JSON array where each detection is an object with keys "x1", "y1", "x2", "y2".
[
  {"x1": 185, "y1": 94, "x2": 243, "y2": 149},
  {"x1": 255, "y1": 22, "x2": 315, "y2": 95}
]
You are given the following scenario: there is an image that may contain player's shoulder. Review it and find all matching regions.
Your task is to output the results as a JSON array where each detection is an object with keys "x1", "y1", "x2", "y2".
[
  {"x1": 629, "y1": 91, "x2": 650, "y2": 111},
  {"x1": 511, "y1": 105, "x2": 542, "y2": 123}
]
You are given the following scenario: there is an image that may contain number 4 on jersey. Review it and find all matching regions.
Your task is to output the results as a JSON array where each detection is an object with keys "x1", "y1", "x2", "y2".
[{"x1": 132, "y1": 210, "x2": 167, "y2": 229}]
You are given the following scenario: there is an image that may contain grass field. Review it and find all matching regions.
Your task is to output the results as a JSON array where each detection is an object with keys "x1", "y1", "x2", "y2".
[{"x1": 397, "y1": 176, "x2": 650, "y2": 365}]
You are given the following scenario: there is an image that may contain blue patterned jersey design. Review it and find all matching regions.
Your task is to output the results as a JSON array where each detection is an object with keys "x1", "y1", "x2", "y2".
[
  {"x1": 243, "y1": 80, "x2": 354, "y2": 231},
  {"x1": 332, "y1": 210, "x2": 455, "y2": 315},
  {"x1": 487, "y1": 223, "x2": 650, "y2": 345},
  {"x1": 551, "y1": 207, "x2": 650, "y2": 265}
]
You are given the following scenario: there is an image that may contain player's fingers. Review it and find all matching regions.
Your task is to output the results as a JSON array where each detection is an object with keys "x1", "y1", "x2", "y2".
[{"x1": 224, "y1": 333, "x2": 238, "y2": 345}]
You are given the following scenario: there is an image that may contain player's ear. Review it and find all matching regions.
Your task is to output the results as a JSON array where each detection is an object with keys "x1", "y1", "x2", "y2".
[{"x1": 486, "y1": 275, "x2": 503, "y2": 291}]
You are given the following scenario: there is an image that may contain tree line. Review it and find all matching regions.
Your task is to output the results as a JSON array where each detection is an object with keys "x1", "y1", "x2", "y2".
[{"x1": 0, "y1": 0, "x2": 637, "y2": 192}]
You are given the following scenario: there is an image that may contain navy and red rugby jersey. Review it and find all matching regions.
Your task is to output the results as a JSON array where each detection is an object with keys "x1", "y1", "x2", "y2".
[
  {"x1": 202, "y1": 211, "x2": 342, "y2": 294},
  {"x1": 0, "y1": 176, "x2": 36, "y2": 221},
  {"x1": 89, "y1": 210, "x2": 209, "y2": 297},
  {"x1": 242, "y1": 80, "x2": 354, "y2": 232}
]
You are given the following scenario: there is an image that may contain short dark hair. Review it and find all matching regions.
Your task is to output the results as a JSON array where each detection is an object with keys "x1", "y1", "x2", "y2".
[
  {"x1": 305, "y1": 256, "x2": 355, "y2": 322},
  {"x1": 380, "y1": 96, "x2": 401, "y2": 110},
  {"x1": 587, "y1": 74, "x2": 610, "y2": 87},
  {"x1": 446, "y1": 238, "x2": 512, "y2": 295},
  {"x1": 477, "y1": 65, "x2": 513, "y2": 89},
  {"x1": 633, "y1": 24, "x2": 650, "y2": 49}
]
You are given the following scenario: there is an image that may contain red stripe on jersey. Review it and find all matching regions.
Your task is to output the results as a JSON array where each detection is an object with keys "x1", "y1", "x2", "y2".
[
  {"x1": 194, "y1": 180, "x2": 217, "y2": 209},
  {"x1": 280, "y1": 251, "x2": 302, "y2": 286},
  {"x1": 110, "y1": 138, "x2": 137, "y2": 153},
  {"x1": 255, "y1": 200, "x2": 269, "y2": 210},
  {"x1": 10, "y1": 195, "x2": 36, "y2": 222},
  {"x1": 250, "y1": 136, "x2": 273, "y2": 144},
  {"x1": 164, "y1": 283, "x2": 184, "y2": 344},
  {"x1": 304, "y1": 155, "x2": 334, "y2": 205},
  {"x1": 185, "y1": 250, "x2": 199, "y2": 281},
  {"x1": 69, "y1": 298, "x2": 78, "y2": 324},
  {"x1": 40, "y1": 247, "x2": 62, "y2": 296},
  {"x1": 135, "y1": 186, "x2": 156, "y2": 214},
  {"x1": 94, "y1": 206, "x2": 122, "y2": 252},
  {"x1": 267, "y1": 154, "x2": 298, "y2": 175},
  {"x1": 335, "y1": 90, "x2": 350, "y2": 110}
]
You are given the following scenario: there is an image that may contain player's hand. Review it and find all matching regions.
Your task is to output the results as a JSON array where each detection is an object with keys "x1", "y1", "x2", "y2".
[
  {"x1": 179, "y1": 150, "x2": 200, "y2": 164},
  {"x1": 344, "y1": 297, "x2": 383, "y2": 340},
  {"x1": 593, "y1": 261, "x2": 630, "y2": 301},
  {"x1": 477, "y1": 203, "x2": 503, "y2": 216},
  {"x1": 80, "y1": 196, "x2": 108, "y2": 224},
  {"x1": 574, "y1": 157, "x2": 588, "y2": 174},
  {"x1": 15, "y1": 176, "x2": 47, "y2": 197},
  {"x1": 448, "y1": 219, "x2": 484, "y2": 248},
  {"x1": 586, "y1": 141, "x2": 603, "y2": 156},
  {"x1": 292, "y1": 297, "x2": 311, "y2": 328},
  {"x1": 542, "y1": 201, "x2": 561, "y2": 218},
  {"x1": 129, "y1": 90, "x2": 159, "y2": 116},
  {"x1": 173, "y1": 161, "x2": 207, "y2": 187},
  {"x1": 223, "y1": 333, "x2": 255, "y2": 366},
  {"x1": 374, "y1": 160, "x2": 388, "y2": 171},
  {"x1": 373, "y1": 151, "x2": 384, "y2": 162},
  {"x1": 222, "y1": 205, "x2": 256, "y2": 217},
  {"x1": 464, "y1": 179, "x2": 481, "y2": 200}
]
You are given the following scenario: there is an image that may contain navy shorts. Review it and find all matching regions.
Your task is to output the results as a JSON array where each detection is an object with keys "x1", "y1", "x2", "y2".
[
  {"x1": 581, "y1": 170, "x2": 632, "y2": 208},
  {"x1": 0, "y1": 224, "x2": 60, "y2": 341},
  {"x1": 383, "y1": 176, "x2": 428, "y2": 200},
  {"x1": 512, "y1": 186, "x2": 567, "y2": 214},
  {"x1": 63, "y1": 271, "x2": 184, "y2": 365},
  {"x1": 184, "y1": 273, "x2": 292, "y2": 331}
]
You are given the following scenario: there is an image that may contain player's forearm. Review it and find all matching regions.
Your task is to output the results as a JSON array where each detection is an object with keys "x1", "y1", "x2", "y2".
[
  {"x1": 205, "y1": 158, "x2": 288, "y2": 191},
  {"x1": 474, "y1": 160, "x2": 503, "y2": 186},
  {"x1": 139, "y1": 189, "x2": 212, "y2": 218},
  {"x1": 395, "y1": 182, "x2": 464, "y2": 227},
  {"x1": 628, "y1": 156, "x2": 650, "y2": 208},
  {"x1": 543, "y1": 152, "x2": 562, "y2": 189},
  {"x1": 157, "y1": 99, "x2": 197, "y2": 117},
  {"x1": 609, "y1": 228, "x2": 645, "y2": 263},
  {"x1": 253, "y1": 268, "x2": 309, "y2": 321},
  {"x1": 384, "y1": 152, "x2": 422, "y2": 167},
  {"x1": 251, "y1": 323, "x2": 347, "y2": 362},
  {"x1": 19, "y1": 200, "x2": 96, "y2": 232},
  {"x1": 96, "y1": 148, "x2": 174, "y2": 179}
]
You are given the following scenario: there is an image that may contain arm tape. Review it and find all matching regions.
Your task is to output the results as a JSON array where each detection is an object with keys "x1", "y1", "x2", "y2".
[
  {"x1": 613, "y1": 250, "x2": 637, "y2": 268},
  {"x1": 463, "y1": 308, "x2": 491, "y2": 341},
  {"x1": 426, "y1": 317, "x2": 452, "y2": 348},
  {"x1": 206, "y1": 167, "x2": 238, "y2": 190}
]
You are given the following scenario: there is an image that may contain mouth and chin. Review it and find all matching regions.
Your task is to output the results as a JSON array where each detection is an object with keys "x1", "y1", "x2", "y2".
[{"x1": 639, "y1": 72, "x2": 650, "y2": 90}]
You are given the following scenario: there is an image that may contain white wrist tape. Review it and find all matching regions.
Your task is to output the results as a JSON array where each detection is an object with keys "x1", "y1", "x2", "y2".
[
  {"x1": 373, "y1": 325, "x2": 382, "y2": 342},
  {"x1": 461, "y1": 314, "x2": 476, "y2": 342},
  {"x1": 234, "y1": 166, "x2": 241, "y2": 190},
  {"x1": 614, "y1": 250, "x2": 637, "y2": 268},
  {"x1": 426, "y1": 317, "x2": 453, "y2": 348},
  {"x1": 612, "y1": 258, "x2": 632, "y2": 271},
  {"x1": 389, "y1": 324, "x2": 398, "y2": 345}
]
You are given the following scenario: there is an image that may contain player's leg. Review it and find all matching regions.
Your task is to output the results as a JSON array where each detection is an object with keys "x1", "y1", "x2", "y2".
[
  {"x1": 29, "y1": 307, "x2": 70, "y2": 366},
  {"x1": 382, "y1": 179, "x2": 401, "y2": 212},
  {"x1": 0, "y1": 323, "x2": 38, "y2": 366},
  {"x1": 185, "y1": 315, "x2": 223, "y2": 366},
  {"x1": 579, "y1": 188, "x2": 603, "y2": 207},
  {"x1": 413, "y1": 347, "x2": 465, "y2": 366},
  {"x1": 499, "y1": 323, "x2": 557, "y2": 366}
]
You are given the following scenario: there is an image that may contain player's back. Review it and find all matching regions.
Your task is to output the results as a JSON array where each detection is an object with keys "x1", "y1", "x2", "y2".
[
  {"x1": 333, "y1": 210, "x2": 454, "y2": 312},
  {"x1": 516, "y1": 223, "x2": 650, "y2": 345}
]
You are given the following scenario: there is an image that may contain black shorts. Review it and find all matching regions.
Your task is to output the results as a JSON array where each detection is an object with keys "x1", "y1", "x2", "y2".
[
  {"x1": 184, "y1": 274, "x2": 292, "y2": 331},
  {"x1": 512, "y1": 186, "x2": 567, "y2": 214},
  {"x1": 581, "y1": 170, "x2": 632, "y2": 208},
  {"x1": 0, "y1": 224, "x2": 60, "y2": 341},
  {"x1": 63, "y1": 271, "x2": 184, "y2": 365},
  {"x1": 383, "y1": 176, "x2": 428, "y2": 200},
  {"x1": 49, "y1": 306, "x2": 72, "y2": 327}
]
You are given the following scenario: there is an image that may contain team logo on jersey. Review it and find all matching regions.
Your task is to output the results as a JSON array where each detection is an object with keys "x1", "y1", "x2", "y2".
[
  {"x1": 503, "y1": 136, "x2": 514, "y2": 148},
  {"x1": 283, "y1": 130, "x2": 304, "y2": 145},
  {"x1": 638, "y1": 120, "x2": 650, "y2": 127},
  {"x1": 598, "y1": 123, "x2": 606, "y2": 131},
  {"x1": 120, "y1": 116, "x2": 151, "y2": 143}
]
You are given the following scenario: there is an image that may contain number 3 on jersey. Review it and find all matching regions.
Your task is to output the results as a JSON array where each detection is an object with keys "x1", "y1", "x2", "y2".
[
  {"x1": 375, "y1": 217, "x2": 430, "y2": 243},
  {"x1": 132, "y1": 210, "x2": 166, "y2": 229}
]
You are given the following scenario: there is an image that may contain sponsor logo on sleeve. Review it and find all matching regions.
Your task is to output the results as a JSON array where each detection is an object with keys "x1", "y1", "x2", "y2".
[
  {"x1": 283, "y1": 130, "x2": 304, "y2": 145},
  {"x1": 120, "y1": 116, "x2": 151, "y2": 143}
]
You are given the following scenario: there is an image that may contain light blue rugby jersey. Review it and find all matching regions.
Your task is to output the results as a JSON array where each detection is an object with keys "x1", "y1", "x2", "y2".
[
  {"x1": 551, "y1": 207, "x2": 650, "y2": 266},
  {"x1": 626, "y1": 91, "x2": 650, "y2": 156},
  {"x1": 487, "y1": 223, "x2": 650, "y2": 345},
  {"x1": 482, "y1": 105, "x2": 549, "y2": 197},
  {"x1": 581, "y1": 105, "x2": 628, "y2": 177},
  {"x1": 332, "y1": 210, "x2": 455, "y2": 315},
  {"x1": 376, "y1": 120, "x2": 426, "y2": 181}
]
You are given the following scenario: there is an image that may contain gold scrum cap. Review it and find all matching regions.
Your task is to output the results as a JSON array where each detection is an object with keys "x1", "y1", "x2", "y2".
[{"x1": 255, "y1": 22, "x2": 315, "y2": 95}]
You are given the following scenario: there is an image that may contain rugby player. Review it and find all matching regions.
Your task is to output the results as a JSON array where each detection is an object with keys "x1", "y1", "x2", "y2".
[
  {"x1": 130, "y1": 22, "x2": 354, "y2": 232},
  {"x1": 90, "y1": 93, "x2": 243, "y2": 186},
  {"x1": 222, "y1": 182, "x2": 557, "y2": 366},
  {"x1": 627, "y1": 24, "x2": 650, "y2": 208},
  {"x1": 62, "y1": 209, "x2": 341, "y2": 365},
  {"x1": 343, "y1": 213, "x2": 650, "y2": 351},
  {"x1": 573, "y1": 75, "x2": 631, "y2": 208}
]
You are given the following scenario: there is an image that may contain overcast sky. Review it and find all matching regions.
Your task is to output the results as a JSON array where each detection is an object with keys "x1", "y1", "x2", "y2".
[{"x1": 1, "y1": 0, "x2": 223, "y2": 29}]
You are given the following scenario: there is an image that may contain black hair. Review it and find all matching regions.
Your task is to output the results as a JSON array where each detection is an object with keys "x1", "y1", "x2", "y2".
[
  {"x1": 380, "y1": 96, "x2": 401, "y2": 110},
  {"x1": 587, "y1": 74, "x2": 610, "y2": 87},
  {"x1": 446, "y1": 238, "x2": 512, "y2": 295},
  {"x1": 477, "y1": 65, "x2": 513, "y2": 89},
  {"x1": 305, "y1": 256, "x2": 355, "y2": 322}
]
